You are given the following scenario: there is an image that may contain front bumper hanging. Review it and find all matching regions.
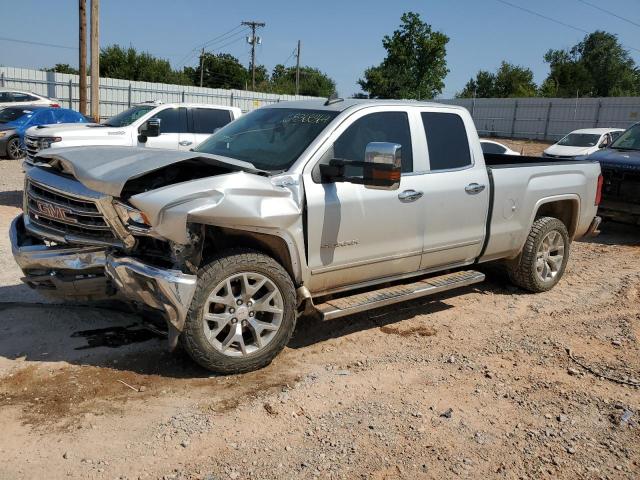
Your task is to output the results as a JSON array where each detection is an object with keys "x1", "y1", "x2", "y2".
[
  {"x1": 11, "y1": 214, "x2": 197, "y2": 344},
  {"x1": 105, "y1": 256, "x2": 197, "y2": 341}
]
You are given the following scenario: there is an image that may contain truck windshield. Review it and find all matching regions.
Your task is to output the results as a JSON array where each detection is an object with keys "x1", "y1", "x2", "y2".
[
  {"x1": 557, "y1": 133, "x2": 601, "y2": 147},
  {"x1": 194, "y1": 108, "x2": 339, "y2": 171},
  {"x1": 611, "y1": 124, "x2": 640, "y2": 150},
  {"x1": 103, "y1": 105, "x2": 155, "y2": 127}
]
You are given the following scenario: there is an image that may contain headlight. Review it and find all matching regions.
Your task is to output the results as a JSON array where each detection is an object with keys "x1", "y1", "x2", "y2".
[
  {"x1": 39, "y1": 136, "x2": 62, "y2": 149},
  {"x1": 0, "y1": 132, "x2": 6, "y2": 138},
  {"x1": 113, "y1": 201, "x2": 151, "y2": 227}
]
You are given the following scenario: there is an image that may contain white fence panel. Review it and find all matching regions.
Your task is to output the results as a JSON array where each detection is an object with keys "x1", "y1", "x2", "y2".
[
  {"x1": 442, "y1": 96, "x2": 640, "y2": 141},
  {"x1": 0, "y1": 66, "x2": 322, "y2": 120}
]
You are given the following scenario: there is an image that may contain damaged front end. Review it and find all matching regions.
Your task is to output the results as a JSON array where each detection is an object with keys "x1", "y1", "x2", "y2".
[{"x1": 13, "y1": 147, "x2": 304, "y2": 349}]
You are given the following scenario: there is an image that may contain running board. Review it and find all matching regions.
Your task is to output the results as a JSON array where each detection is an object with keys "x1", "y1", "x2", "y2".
[{"x1": 315, "y1": 270, "x2": 485, "y2": 321}]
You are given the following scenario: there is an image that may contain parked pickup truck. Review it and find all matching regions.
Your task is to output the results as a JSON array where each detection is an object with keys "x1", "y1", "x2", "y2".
[
  {"x1": 588, "y1": 122, "x2": 640, "y2": 224},
  {"x1": 23, "y1": 102, "x2": 241, "y2": 162},
  {"x1": 11, "y1": 99, "x2": 603, "y2": 373}
]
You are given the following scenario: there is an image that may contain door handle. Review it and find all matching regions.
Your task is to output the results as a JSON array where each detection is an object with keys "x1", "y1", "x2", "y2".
[
  {"x1": 179, "y1": 140, "x2": 193, "y2": 146},
  {"x1": 398, "y1": 189, "x2": 424, "y2": 203},
  {"x1": 465, "y1": 183, "x2": 486, "y2": 195}
]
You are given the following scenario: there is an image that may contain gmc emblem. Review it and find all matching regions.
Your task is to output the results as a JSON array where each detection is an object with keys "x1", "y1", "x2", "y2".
[{"x1": 35, "y1": 201, "x2": 77, "y2": 223}]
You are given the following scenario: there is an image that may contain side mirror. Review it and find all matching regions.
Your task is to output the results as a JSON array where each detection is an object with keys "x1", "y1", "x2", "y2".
[
  {"x1": 137, "y1": 118, "x2": 161, "y2": 143},
  {"x1": 319, "y1": 142, "x2": 402, "y2": 191},
  {"x1": 363, "y1": 142, "x2": 401, "y2": 190}
]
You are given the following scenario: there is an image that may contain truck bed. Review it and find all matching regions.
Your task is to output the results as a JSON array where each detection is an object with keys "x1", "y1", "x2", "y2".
[{"x1": 479, "y1": 153, "x2": 601, "y2": 263}]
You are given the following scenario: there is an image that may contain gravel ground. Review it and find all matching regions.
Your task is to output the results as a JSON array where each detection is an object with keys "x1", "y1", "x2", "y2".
[{"x1": 0, "y1": 155, "x2": 638, "y2": 480}]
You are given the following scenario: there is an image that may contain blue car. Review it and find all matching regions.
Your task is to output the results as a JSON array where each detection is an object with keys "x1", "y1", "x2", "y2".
[{"x1": 0, "y1": 106, "x2": 89, "y2": 159}]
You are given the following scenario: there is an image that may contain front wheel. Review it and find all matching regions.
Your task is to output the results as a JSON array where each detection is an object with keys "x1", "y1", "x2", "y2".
[
  {"x1": 6, "y1": 137, "x2": 23, "y2": 160},
  {"x1": 506, "y1": 216, "x2": 570, "y2": 293},
  {"x1": 181, "y1": 249, "x2": 297, "y2": 374}
]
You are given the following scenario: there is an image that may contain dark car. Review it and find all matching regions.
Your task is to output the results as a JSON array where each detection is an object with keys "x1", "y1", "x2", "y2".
[
  {"x1": 0, "y1": 106, "x2": 89, "y2": 159},
  {"x1": 588, "y1": 123, "x2": 640, "y2": 224}
]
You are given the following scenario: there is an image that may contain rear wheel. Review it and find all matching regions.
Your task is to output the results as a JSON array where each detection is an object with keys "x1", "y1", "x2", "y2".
[
  {"x1": 506, "y1": 216, "x2": 569, "y2": 293},
  {"x1": 6, "y1": 137, "x2": 23, "y2": 160},
  {"x1": 181, "y1": 249, "x2": 297, "y2": 374}
]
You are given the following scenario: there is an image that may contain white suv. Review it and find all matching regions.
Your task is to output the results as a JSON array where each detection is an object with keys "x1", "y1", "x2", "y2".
[{"x1": 24, "y1": 102, "x2": 241, "y2": 161}]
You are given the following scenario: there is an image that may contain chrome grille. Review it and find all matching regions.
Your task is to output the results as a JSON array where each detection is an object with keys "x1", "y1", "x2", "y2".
[
  {"x1": 25, "y1": 180, "x2": 117, "y2": 243},
  {"x1": 25, "y1": 136, "x2": 40, "y2": 161}
]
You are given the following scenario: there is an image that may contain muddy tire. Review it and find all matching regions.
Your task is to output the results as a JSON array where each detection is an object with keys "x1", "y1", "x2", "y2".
[
  {"x1": 506, "y1": 216, "x2": 570, "y2": 293},
  {"x1": 181, "y1": 249, "x2": 297, "y2": 374}
]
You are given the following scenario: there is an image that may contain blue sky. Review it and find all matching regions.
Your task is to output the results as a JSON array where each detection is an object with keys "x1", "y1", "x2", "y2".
[{"x1": 2, "y1": 0, "x2": 639, "y2": 97}]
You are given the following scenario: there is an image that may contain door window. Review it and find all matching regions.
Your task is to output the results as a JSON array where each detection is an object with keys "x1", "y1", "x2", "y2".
[
  {"x1": 12, "y1": 92, "x2": 39, "y2": 102},
  {"x1": 0, "y1": 92, "x2": 12, "y2": 102},
  {"x1": 329, "y1": 111, "x2": 413, "y2": 173},
  {"x1": 421, "y1": 112, "x2": 472, "y2": 171},
  {"x1": 154, "y1": 107, "x2": 188, "y2": 134},
  {"x1": 192, "y1": 108, "x2": 232, "y2": 134}
]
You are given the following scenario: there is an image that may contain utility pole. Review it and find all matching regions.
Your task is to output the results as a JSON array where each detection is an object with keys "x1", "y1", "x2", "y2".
[
  {"x1": 242, "y1": 20, "x2": 265, "y2": 91},
  {"x1": 90, "y1": 0, "x2": 100, "y2": 122},
  {"x1": 78, "y1": 0, "x2": 87, "y2": 115},
  {"x1": 199, "y1": 48, "x2": 205, "y2": 87},
  {"x1": 295, "y1": 40, "x2": 301, "y2": 96}
]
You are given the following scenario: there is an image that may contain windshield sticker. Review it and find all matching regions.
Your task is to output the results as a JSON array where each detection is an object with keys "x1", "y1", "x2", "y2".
[{"x1": 282, "y1": 112, "x2": 334, "y2": 125}]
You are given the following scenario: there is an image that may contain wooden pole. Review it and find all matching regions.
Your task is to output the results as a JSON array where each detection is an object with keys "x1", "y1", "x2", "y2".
[
  {"x1": 90, "y1": 0, "x2": 100, "y2": 122},
  {"x1": 78, "y1": 0, "x2": 87, "y2": 115},
  {"x1": 295, "y1": 40, "x2": 301, "y2": 96},
  {"x1": 199, "y1": 48, "x2": 205, "y2": 87}
]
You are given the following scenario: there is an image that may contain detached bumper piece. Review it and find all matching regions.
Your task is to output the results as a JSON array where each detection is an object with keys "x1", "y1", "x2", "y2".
[
  {"x1": 10, "y1": 214, "x2": 108, "y2": 299},
  {"x1": 105, "y1": 256, "x2": 197, "y2": 348}
]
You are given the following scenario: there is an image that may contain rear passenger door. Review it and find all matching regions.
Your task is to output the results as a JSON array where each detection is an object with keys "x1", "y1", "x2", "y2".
[
  {"x1": 417, "y1": 110, "x2": 490, "y2": 269},
  {"x1": 145, "y1": 107, "x2": 190, "y2": 150},
  {"x1": 190, "y1": 107, "x2": 233, "y2": 147}
]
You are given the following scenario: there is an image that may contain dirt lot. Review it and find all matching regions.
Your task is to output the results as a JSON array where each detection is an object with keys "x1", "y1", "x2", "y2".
[{"x1": 0, "y1": 153, "x2": 638, "y2": 480}]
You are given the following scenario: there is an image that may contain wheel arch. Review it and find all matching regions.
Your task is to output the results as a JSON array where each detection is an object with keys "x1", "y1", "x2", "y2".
[
  {"x1": 531, "y1": 195, "x2": 580, "y2": 240},
  {"x1": 198, "y1": 225, "x2": 302, "y2": 286}
]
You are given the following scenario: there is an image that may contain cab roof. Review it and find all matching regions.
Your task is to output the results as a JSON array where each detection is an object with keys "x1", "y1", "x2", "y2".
[{"x1": 265, "y1": 98, "x2": 464, "y2": 113}]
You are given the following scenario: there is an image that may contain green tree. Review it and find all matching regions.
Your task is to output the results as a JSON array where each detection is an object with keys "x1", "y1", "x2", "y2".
[
  {"x1": 494, "y1": 62, "x2": 537, "y2": 97},
  {"x1": 184, "y1": 53, "x2": 248, "y2": 89},
  {"x1": 457, "y1": 62, "x2": 536, "y2": 98},
  {"x1": 457, "y1": 70, "x2": 496, "y2": 98},
  {"x1": 42, "y1": 63, "x2": 79, "y2": 75},
  {"x1": 542, "y1": 31, "x2": 640, "y2": 97},
  {"x1": 358, "y1": 12, "x2": 449, "y2": 99},
  {"x1": 100, "y1": 45, "x2": 192, "y2": 85},
  {"x1": 270, "y1": 64, "x2": 336, "y2": 96}
]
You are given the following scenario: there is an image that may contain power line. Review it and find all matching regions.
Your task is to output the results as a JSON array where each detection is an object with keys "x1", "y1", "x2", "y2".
[
  {"x1": 0, "y1": 36, "x2": 77, "y2": 50},
  {"x1": 495, "y1": 0, "x2": 640, "y2": 53},
  {"x1": 176, "y1": 25, "x2": 249, "y2": 67},
  {"x1": 576, "y1": 0, "x2": 640, "y2": 29},
  {"x1": 496, "y1": 0, "x2": 590, "y2": 34},
  {"x1": 198, "y1": 24, "x2": 246, "y2": 50}
]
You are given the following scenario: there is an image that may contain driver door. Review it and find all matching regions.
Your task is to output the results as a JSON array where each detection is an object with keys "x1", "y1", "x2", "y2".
[{"x1": 303, "y1": 108, "x2": 426, "y2": 294}]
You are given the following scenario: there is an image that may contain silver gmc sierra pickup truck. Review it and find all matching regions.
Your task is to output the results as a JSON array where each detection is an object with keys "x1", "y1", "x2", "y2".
[{"x1": 10, "y1": 98, "x2": 603, "y2": 373}]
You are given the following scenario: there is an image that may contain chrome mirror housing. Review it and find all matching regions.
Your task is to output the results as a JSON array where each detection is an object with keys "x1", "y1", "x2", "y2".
[{"x1": 364, "y1": 142, "x2": 402, "y2": 190}]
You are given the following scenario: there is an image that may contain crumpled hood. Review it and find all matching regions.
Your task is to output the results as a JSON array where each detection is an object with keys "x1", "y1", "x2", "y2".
[
  {"x1": 588, "y1": 148, "x2": 640, "y2": 171},
  {"x1": 34, "y1": 146, "x2": 258, "y2": 197}
]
